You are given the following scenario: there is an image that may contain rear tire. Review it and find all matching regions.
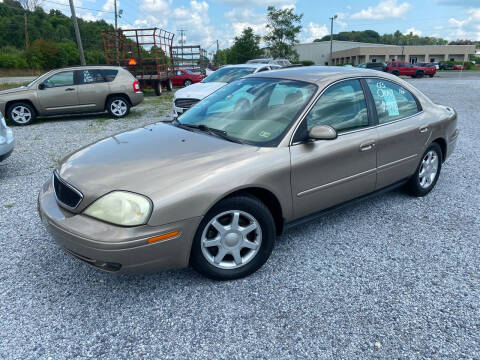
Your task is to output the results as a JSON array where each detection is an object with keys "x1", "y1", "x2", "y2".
[
  {"x1": 7, "y1": 102, "x2": 36, "y2": 126},
  {"x1": 107, "y1": 96, "x2": 130, "y2": 118},
  {"x1": 165, "y1": 79, "x2": 173, "y2": 91},
  {"x1": 154, "y1": 81, "x2": 162, "y2": 96},
  {"x1": 190, "y1": 195, "x2": 276, "y2": 280},
  {"x1": 405, "y1": 143, "x2": 443, "y2": 197}
]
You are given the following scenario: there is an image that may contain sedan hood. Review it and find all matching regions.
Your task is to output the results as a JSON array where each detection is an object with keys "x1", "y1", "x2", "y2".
[
  {"x1": 174, "y1": 81, "x2": 226, "y2": 101},
  {"x1": 58, "y1": 123, "x2": 258, "y2": 211}
]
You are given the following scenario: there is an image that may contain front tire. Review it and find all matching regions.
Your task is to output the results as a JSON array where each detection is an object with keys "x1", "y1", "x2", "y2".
[
  {"x1": 107, "y1": 96, "x2": 130, "y2": 118},
  {"x1": 190, "y1": 195, "x2": 276, "y2": 280},
  {"x1": 429, "y1": 74, "x2": 434, "y2": 78},
  {"x1": 7, "y1": 102, "x2": 36, "y2": 126},
  {"x1": 184, "y1": 79, "x2": 192, "y2": 87},
  {"x1": 405, "y1": 143, "x2": 443, "y2": 197}
]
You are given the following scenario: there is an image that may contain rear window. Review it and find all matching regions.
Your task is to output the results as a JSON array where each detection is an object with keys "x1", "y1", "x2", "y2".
[
  {"x1": 103, "y1": 69, "x2": 119, "y2": 82},
  {"x1": 77, "y1": 69, "x2": 105, "y2": 84}
]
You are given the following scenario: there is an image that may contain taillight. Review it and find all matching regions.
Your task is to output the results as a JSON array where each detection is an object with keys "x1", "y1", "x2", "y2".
[{"x1": 133, "y1": 80, "x2": 140, "y2": 92}]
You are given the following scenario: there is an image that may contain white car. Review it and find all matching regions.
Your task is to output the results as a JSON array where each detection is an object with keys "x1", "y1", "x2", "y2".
[
  {"x1": 0, "y1": 113, "x2": 14, "y2": 162},
  {"x1": 173, "y1": 64, "x2": 280, "y2": 116}
]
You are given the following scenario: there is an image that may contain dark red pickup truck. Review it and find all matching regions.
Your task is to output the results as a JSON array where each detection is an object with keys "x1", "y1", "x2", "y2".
[{"x1": 386, "y1": 61, "x2": 436, "y2": 78}]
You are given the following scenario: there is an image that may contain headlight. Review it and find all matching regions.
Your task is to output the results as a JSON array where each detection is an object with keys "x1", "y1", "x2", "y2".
[{"x1": 83, "y1": 191, "x2": 152, "y2": 226}]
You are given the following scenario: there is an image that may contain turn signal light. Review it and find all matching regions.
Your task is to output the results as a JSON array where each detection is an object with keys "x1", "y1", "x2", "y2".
[{"x1": 147, "y1": 230, "x2": 180, "y2": 244}]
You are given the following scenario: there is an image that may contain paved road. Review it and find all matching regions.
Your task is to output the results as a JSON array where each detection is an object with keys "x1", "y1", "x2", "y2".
[
  {"x1": 0, "y1": 76, "x2": 36, "y2": 84},
  {"x1": 0, "y1": 78, "x2": 478, "y2": 359}
]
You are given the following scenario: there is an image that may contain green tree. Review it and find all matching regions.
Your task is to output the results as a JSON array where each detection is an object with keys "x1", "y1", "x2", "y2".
[
  {"x1": 213, "y1": 49, "x2": 227, "y2": 67},
  {"x1": 264, "y1": 6, "x2": 303, "y2": 61},
  {"x1": 228, "y1": 27, "x2": 263, "y2": 64},
  {"x1": 314, "y1": 29, "x2": 448, "y2": 46}
]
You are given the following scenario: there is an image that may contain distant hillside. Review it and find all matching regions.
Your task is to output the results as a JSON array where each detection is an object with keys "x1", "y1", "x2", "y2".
[
  {"x1": 315, "y1": 30, "x2": 449, "y2": 46},
  {"x1": 0, "y1": 0, "x2": 114, "y2": 69}
]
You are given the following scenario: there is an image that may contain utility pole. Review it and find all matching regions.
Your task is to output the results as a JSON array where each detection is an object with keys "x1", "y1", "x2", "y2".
[
  {"x1": 329, "y1": 14, "x2": 337, "y2": 66},
  {"x1": 114, "y1": 0, "x2": 119, "y2": 65},
  {"x1": 69, "y1": 0, "x2": 86, "y2": 65},
  {"x1": 24, "y1": 10, "x2": 29, "y2": 51}
]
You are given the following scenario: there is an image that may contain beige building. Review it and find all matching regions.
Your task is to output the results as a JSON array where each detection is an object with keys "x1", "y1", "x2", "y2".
[{"x1": 295, "y1": 41, "x2": 476, "y2": 65}]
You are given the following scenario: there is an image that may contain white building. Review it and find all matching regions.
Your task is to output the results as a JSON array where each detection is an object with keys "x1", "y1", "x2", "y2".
[{"x1": 295, "y1": 41, "x2": 476, "y2": 65}]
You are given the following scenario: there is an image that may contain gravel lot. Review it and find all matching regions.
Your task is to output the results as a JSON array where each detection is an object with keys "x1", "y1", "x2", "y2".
[{"x1": 0, "y1": 79, "x2": 479, "y2": 360}]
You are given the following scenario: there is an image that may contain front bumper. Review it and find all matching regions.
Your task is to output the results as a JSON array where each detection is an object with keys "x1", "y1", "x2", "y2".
[
  {"x1": 38, "y1": 177, "x2": 202, "y2": 274},
  {"x1": 0, "y1": 127, "x2": 14, "y2": 162},
  {"x1": 173, "y1": 104, "x2": 186, "y2": 117}
]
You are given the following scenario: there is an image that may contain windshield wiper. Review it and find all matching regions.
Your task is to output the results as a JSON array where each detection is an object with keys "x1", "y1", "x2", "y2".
[{"x1": 174, "y1": 121, "x2": 244, "y2": 144}]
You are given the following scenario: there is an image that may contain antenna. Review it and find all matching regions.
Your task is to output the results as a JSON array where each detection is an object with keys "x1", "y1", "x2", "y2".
[{"x1": 178, "y1": 29, "x2": 187, "y2": 46}]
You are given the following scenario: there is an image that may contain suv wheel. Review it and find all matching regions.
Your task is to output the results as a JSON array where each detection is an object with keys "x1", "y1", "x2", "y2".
[
  {"x1": 184, "y1": 79, "x2": 192, "y2": 87},
  {"x1": 415, "y1": 71, "x2": 424, "y2": 78},
  {"x1": 107, "y1": 96, "x2": 130, "y2": 118},
  {"x1": 391, "y1": 70, "x2": 400, "y2": 76},
  {"x1": 190, "y1": 195, "x2": 276, "y2": 280},
  {"x1": 405, "y1": 143, "x2": 442, "y2": 197},
  {"x1": 7, "y1": 102, "x2": 36, "y2": 126}
]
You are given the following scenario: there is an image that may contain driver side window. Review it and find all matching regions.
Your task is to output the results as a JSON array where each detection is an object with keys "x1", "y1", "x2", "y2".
[
  {"x1": 305, "y1": 79, "x2": 369, "y2": 133},
  {"x1": 44, "y1": 71, "x2": 74, "y2": 88}
]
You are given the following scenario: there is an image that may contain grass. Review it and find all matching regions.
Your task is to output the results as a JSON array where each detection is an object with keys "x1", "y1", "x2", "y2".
[
  {"x1": 0, "y1": 82, "x2": 29, "y2": 91},
  {"x1": 0, "y1": 68, "x2": 43, "y2": 77},
  {"x1": 4, "y1": 203, "x2": 14, "y2": 209}
]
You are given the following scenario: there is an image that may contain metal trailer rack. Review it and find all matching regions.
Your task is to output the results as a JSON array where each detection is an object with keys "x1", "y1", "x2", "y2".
[
  {"x1": 102, "y1": 27, "x2": 175, "y2": 95},
  {"x1": 172, "y1": 45, "x2": 208, "y2": 74}
]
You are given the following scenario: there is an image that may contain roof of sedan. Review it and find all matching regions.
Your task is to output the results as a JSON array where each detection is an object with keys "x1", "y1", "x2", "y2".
[
  {"x1": 221, "y1": 63, "x2": 274, "y2": 69},
  {"x1": 248, "y1": 65, "x2": 390, "y2": 83}
]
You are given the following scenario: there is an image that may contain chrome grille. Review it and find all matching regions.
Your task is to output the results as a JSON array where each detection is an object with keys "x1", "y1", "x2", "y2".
[
  {"x1": 175, "y1": 98, "x2": 200, "y2": 109},
  {"x1": 53, "y1": 172, "x2": 83, "y2": 209}
]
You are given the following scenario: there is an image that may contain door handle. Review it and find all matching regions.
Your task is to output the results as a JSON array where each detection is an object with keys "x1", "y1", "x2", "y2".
[
  {"x1": 65, "y1": 88, "x2": 75, "y2": 91},
  {"x1": 360, "y1": 141, "x2": 375, "y2": 152},
  {"x1": 419, "y1": 126, "x2": 429, "y2": 133}
]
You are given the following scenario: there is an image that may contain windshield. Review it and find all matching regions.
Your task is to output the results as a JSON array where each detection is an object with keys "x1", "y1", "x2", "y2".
[
  {"x1": 202, "y1": 67, "x2": 256, "y2": 84},
  {"x1": 177, "y1": 77, "x2": 317, "y2": 146}
]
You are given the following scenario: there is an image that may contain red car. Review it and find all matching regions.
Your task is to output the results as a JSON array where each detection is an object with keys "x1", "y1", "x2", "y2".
[
  {"x1": 171, "y1": 69, "x2": 204, "y2": 87},
  {"x1": 386, "y1": 61, "x2": 435, "y2": 78}
]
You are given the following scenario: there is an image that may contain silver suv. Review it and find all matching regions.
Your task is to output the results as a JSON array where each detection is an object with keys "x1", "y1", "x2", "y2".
[{"x1": 0, "y1": 66, "x2": 144, "y2": 126}]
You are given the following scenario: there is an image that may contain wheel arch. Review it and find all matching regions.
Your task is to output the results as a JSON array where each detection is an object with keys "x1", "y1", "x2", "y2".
[
  {"x1": 432, "y1": 137, "x2": 447, "y2": 163},
  {"x1": 6, "y1": 99, "x2": 38, "y2": 115},
  {"x1": 207, "y1": 186, "x2": 285, "y2": 236},
  {"x1": 104, "y1": 93, "x2": 131, "y2": 109}
]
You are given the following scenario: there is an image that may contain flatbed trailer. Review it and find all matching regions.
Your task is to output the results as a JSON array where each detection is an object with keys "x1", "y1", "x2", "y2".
[{"x1": 102, "y1": 27, "x2": 175, "y2": 95}]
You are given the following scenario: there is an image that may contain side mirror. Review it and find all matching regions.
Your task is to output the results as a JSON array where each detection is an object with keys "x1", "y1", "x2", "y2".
[
  {"x1": 38, "y1": 83, "x2": 45, "y2": 90},
  {"x1": 308, "y1": 125, "x2": 337, "y2": 141}
]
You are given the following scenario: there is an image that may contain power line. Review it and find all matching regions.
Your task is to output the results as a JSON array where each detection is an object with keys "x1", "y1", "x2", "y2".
[{"x1": 42, "y1": 0, "x2": 115, "y2": 14}]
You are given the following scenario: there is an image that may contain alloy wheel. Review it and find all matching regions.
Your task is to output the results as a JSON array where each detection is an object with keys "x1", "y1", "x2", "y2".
[
  {"x1": 111, "y1": 99, "x2": 127, "y2": 116},
  {"x1": 11, "y1": 106, "x2": 32, "y2": 124},
  {"x1": 201, "y1": 210, "x2": 262, "y2": 269},
  {"x1": 419, "y1": 150, "x2": 438, "y2": 189}
]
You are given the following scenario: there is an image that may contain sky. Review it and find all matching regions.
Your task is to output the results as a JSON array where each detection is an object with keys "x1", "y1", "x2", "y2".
[{"x1": 37, "y1": 0, "x2": 480, "y2": 51}]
